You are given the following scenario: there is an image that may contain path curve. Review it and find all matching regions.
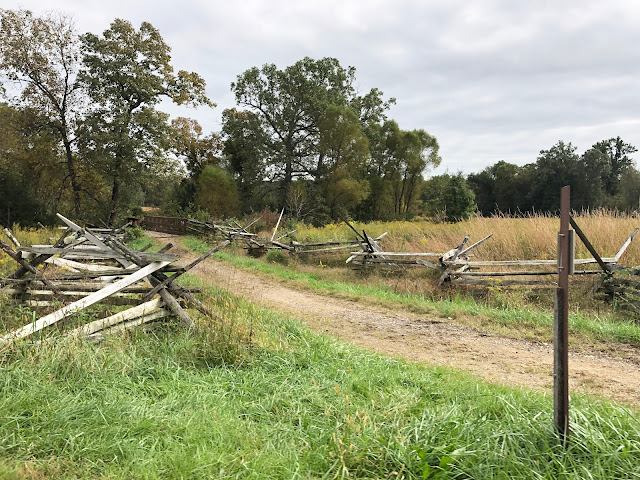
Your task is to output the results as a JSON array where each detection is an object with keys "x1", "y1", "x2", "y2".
[{"x1": 154, "y1": 233, "x2": 640, "y2": 406}]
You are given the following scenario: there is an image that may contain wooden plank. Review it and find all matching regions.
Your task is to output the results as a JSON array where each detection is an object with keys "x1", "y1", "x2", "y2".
[
  {"x1": 438, "y1": 235, "x2": 471, "y2": 285},
  {"x1": 458, "y1": 234, "x2": 493, "y2": 256},
  {"x1": 555, "y1": 186, "x2": 570, "y2": 443},
  {"x1": 57, "y1": 214, "x2": 132, "y2": 268},
  {"x1": 441, "y1": 235, "x2": 470, "y2": 262},
  {"x1": 292, "y1": 240, "x2": 358, "y2": 247},
  {"x1": 614, "y1": 228, "x2": 639, "y2": 262},
  {"x1": 96, "y1": 309, "x2": 170, "y2": 336},
  {"x1": 270, "y1": 240, "x2": 295, "y2": 252},
  {"x1": 452, "y1": 278, "x2": 556, "y2": 286},
  {"x1": 103, "y1": 237, "x2": 196, "y2": 329},
  {"x1": 3, "y1": 228, "x2": 21, "y2": 247},
  {"x1": 142, "y1": 240, "x2": 230, "y2": 301},
  {"x1": 416, "y1": 259, "x2": 441, "y2": 270},
  {"x1": 7, "y1": 228, "x2": 71, "y2": 279},
  {"x1": 271, "y1": 208, "x2": 284, "y2": 241},
  {"x1": 569, "y1": 217, "x2": 612, "y2": 274},
  {"x1": 1, "y1": 282, "x2": 201, "y2": 293},
  {"x1": 455, "y1": 270, "x2": 602, "y2": 277},
  {"x1": 45, "y1": 257, "x2": 120, "y2": 272},
  {"x1": 303, "y1": 243, "x2": 364, "y2": 254},
  {"x1": 348, "y1": 251, "x2": 441, "y2": 258},
  {"x1": 0, "y1": 239, "x2": 60, "y2": 293},
  {"x1": 449, "y1": 258, "x2": 616, "y2": 267},
  {"x1": 0, "y1": 261, "x2": 170, "y2": 341},
  {"x1": 20, "y1": 246, "x2": 177, "y2": 263},
  {"x1": 67, "y1": 298, "x2": 164, "y2": 337}
]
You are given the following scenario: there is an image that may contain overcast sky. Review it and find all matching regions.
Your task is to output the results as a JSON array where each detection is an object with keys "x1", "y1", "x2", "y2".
[{"x1": 8, "y1": 0, "x2": 640, "y2": 175}]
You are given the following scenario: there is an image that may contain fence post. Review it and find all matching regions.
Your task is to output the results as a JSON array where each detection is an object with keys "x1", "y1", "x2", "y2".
[{"x1": 554, "y1": 185, "x2": 570, "y2": 443}]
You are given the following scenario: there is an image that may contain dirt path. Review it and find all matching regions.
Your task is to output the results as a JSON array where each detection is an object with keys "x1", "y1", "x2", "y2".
[{"x1": 155, "y1": 234, "x2": 640, "y2": 406}]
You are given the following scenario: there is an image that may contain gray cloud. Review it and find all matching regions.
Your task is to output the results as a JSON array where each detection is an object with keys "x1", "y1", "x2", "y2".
[{"x1": 10, "y1": 0, "x2": 640, "y2": 174}]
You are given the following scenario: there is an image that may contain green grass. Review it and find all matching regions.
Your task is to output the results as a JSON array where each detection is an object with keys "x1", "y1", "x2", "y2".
[
  {"x1": 1, "y1": 285, "x2": 640, "y2": 479},
  {"x1": 2, "y1": 233, "x2": 639, "y2": 478},
  {"x1": 186, "y1": 237, "x2": 640, "y2": 347}
]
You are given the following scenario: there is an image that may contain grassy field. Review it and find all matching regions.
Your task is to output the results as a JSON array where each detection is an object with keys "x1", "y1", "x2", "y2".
[
  {"x1": 181, "y1": 227, "x2": 640, "y2": 349},
  {"x1": 290, "y1": 211, "x2": 640, "y2": 265},
  {"x1": 1, "y1": 220, "x2": 640, "y2": 478},
  {"x1": 1, "y1": 283, "x2": 640, "y2": 479}
]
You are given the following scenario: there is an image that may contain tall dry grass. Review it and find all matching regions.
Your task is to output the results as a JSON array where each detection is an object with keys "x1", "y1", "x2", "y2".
[
  {"x1": 294, "y1": 211, "x2": 640, "y2": 266},
  {"x1": 0, "y1": 225, "x2": 60, "y2": 276}
]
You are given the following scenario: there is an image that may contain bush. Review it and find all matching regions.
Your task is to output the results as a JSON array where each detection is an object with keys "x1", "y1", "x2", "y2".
[
  {"x1": 266, "y1": 248, "x2": 288, "y2": 265},
  {"x1": 124, "y1": 226, "x2": 145, "y2": 241}
]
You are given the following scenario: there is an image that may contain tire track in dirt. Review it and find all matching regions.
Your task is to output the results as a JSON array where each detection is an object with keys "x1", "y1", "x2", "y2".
[{"x1": 156, "y1": 234, "x2": 640, "y2": 406}]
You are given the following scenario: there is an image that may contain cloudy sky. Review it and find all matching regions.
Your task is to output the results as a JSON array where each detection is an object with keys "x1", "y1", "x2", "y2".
[{"x1": 8, "y1": 0, "x2": 640, "y2": 175}]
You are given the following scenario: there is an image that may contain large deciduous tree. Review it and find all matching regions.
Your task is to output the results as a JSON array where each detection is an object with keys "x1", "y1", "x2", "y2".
[
  {"x1": 230, "y1": 57, "x2": 391, "y2": 207},
  {"x1": 365, "y1": 120, "x2": 441, "y2": 218},
  {"x1": 222, "y1": 108, "x2": 271, "y2": 213},
  {"x1": 0, "y1": 103, "x2": 63, "y2": 225},
  {"x1": 592, "y1": 137, "x2": 637, "y2": 195},
  {"x1": 422, "y1": 173, "x2": 476, "y2": 222},
  {"x1": 0, "y1": 9, "x2": 85, "y2": 217},
  {"x1": 79, "y1": 19, "x2": 212, "y2": 225}
]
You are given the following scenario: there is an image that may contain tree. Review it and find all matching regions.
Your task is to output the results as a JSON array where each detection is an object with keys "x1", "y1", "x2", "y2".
[
  {"x1": 316, "y1": 105, "x2": 370, "y2": 219},
  {"x1": 222, "y1": 108, "x2": 271, "y2": 213},
  {"x1": 365, "y1": 120, "x2": 441, "y2": 218},
  {"x1": 230, "y1": 57, "x2": 390, "y2": 206},
  {"x1": 0, "y1": 103, "x2": 62, "y2": 225},
  {"x1": 422, "y1": 173, "x2": 475, "y2": 222},
  {"x1": 529, "y1": 141, "x2": 580, "y2": 212},
  {"x1": 170, "y1": 117, "x2": 221, "y2": 178},
  {"x1": 572, "y1": 148, "x2": 609, "y2": 210},
  {"x1": 79, "y1": 19, "x2": 212, "y2": 225},
  {"x1": 196, "y1": 165, "x2": 239, "y2": 219},
  {"x1": 592, "y1": 137, "x2": 637, "y2": 195},
  {"x1": 467, "y1": 161, "x2": 535, "y2": 215},
  {"x1": 609, "y1": 167, "x2": 640, "y2": 211},
  {"x1": 0, "y1": 9, "x2": 85, "y2": 216}
]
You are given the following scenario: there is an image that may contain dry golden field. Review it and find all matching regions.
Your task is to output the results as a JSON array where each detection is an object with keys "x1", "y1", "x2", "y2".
[{"x1": 294, "y1": 211, "x2": 640, "y2": 266}]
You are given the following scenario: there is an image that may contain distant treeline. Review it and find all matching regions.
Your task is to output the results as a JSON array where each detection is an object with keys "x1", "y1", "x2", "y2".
[{"x1": 1, "y1": 9, "x2": 637, "y2": 227}]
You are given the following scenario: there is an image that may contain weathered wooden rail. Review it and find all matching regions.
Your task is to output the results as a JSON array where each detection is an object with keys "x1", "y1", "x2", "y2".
[
  {"x1": 346, "y1": 221, "x2": 639, "y2": 288},
  {"x1": 0, "y1": 214, "x2": 230, "y2": 343}
]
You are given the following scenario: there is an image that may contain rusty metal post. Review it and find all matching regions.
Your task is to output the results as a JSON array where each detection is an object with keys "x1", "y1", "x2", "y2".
[{"x1": 554, "y1": 185, "x2": 570, "y2": 442}]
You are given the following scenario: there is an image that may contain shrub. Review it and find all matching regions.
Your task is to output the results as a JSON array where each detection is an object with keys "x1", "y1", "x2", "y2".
[
  {"x1": 266, "y1": 248, "x2": 288, "y2": 265},
  {"x1": 124, "y1": 226, "x2": 145, "y2": 241}
]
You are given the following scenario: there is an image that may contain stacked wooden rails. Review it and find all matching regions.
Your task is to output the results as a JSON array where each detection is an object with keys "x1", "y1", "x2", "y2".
[
  {"x1": 144, "y1": 214, "x2": 389, "y2": 257},
  {"x1": 346, "y1": 222, "x2": 638, "y2": 287},
  {"x1": 0, "y1": 214, "x2": 229, "y2": 343}
]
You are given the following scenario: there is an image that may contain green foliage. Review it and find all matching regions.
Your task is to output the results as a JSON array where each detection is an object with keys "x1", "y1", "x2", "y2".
[
  {"x1": 228, "y1": 57, "x2": 413, "y2": 224},
  {"x1": 222, "y1": 108, "x2": 271, "y2": 214},
  {"x1": 363, "y1": 120, "x2": 441, "y2": 219},
  {"x1": 0, "y1": 9, "x2": 85, "y2": 218},
  {"x1": 266, "y1": 248, "x2": 288, "y2": 265},
  {"x1": 468, "y1": 138, "x2": 638, "y2": 216},
  {"x1": 609, "y1": 167, "x2": 640, "y2": 211},
  {"x1": 124, "y1": 226, "x2": 145, "y2": 242},
  {"x1": 422, "y1": 173, "x2": 476, "y2": 222},
  {"x1": 78, "y1": 18, "x2": 212, "y2": 225},
  {"x1": 196, "y1": 165, "x2": 239, "y2": 219},
  {"x1": 0, "y1": 104, "x2": 61, "y2": 225},
  {"x1": 171, "y1": 117, "x2": 222, "y2": 178},
  {"x1": 593, "y1": 136, "x2": 638, "y2": 195}
]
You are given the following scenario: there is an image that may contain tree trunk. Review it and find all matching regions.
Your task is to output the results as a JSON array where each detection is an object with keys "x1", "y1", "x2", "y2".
[
  {"x1": 61, "y1": 133, "x2": 82, "y2": 219},
  {"x1": 107, "y1": 173, "x2": 121, "y2": 227},
  {"x1": 281, "y1": 156, "x2": 293, "y2": 208}
]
